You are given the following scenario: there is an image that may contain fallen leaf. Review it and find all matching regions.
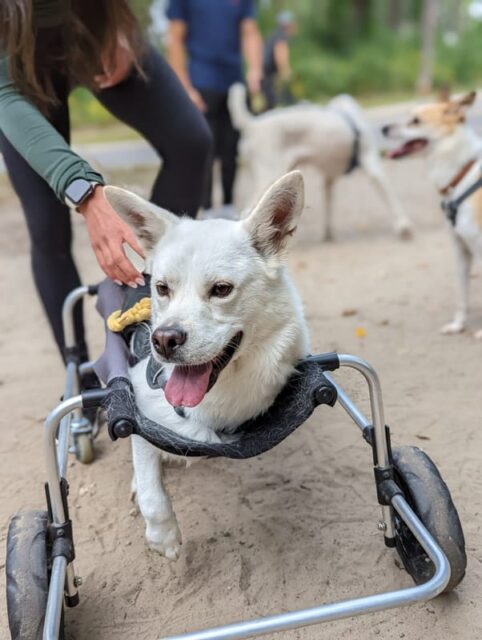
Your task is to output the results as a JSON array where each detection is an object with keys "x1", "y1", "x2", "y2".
[{"x1": 342, "y1": 308, "x2": 357, "y2": 317}]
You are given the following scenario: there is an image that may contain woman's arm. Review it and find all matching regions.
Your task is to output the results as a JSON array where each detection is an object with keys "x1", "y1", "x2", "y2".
[
  {"x1": 0, "y1": 57, "x2": 145, "y2": 286},
  {"x1": 0, "y1": 57, "x2": 104, "y2": 201}
]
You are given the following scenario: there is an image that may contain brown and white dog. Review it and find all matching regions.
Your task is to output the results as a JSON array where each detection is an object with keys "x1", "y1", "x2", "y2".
[{"x1": 383, "y1": 91, "x2": 482, "y2": 337}]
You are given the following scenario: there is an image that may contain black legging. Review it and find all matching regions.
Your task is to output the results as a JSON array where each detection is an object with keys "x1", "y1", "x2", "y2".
[
  {"x1": 0, "y1": 48, "x2": 212, "y2": 360},
  {"x1": 198, "y1": 89, "x2": 239, "y2": 210}
]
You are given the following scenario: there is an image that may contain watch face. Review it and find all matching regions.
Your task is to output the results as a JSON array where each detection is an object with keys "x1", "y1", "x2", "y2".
[{"x1": 66, "y1": 179, "x2": 93, "y2": 205}]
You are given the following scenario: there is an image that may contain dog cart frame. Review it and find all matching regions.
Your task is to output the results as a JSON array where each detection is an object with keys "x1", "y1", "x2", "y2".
[{"x1": 6, "y1": 285, "x2": 466, "y2": 640}]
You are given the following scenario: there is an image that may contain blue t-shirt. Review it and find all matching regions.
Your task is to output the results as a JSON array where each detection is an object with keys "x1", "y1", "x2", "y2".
[{"x1": 167, "y1": 0, "x2": 255, "y2": 92}]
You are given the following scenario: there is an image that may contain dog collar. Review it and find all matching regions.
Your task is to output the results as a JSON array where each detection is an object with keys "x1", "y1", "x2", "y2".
[{"x1": 439, "y1": 159, "x2": 477, "y2": 196}]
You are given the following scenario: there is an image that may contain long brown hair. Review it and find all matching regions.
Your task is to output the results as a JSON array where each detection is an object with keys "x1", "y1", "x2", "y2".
[{"x1": 0, "y1": 0, "x2": 144, "y2": 114}]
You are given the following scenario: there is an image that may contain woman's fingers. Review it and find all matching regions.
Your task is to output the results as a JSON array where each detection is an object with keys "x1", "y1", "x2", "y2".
[
  {"x1": 110, "y1": 244, "x2": 143, "y2": 286},
  {"x1": 123, "y1": 227, "x2": 145, "y2": 259}
]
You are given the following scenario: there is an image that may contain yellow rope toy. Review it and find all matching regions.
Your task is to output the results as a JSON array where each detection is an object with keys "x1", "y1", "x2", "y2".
[{"x1": 107, "y1": 297, "x2": 152, "y2": 333}]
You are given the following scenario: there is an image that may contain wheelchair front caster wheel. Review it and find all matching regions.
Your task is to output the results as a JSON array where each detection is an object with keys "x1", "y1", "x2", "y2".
[
  {"x1": 6, "y1": 511, "x2": 65, "y2": 640},
  {"x1": 75, "y1": 433, "x2": 95, "y2": 464},
  {"x1": 392, "y1": 445, "x2": 466, "y2": 592}
]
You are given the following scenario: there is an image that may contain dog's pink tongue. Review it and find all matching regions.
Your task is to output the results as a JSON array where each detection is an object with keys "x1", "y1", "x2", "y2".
[{"x1": 164, "y1": 362, "x2": 213, "y2": 408}]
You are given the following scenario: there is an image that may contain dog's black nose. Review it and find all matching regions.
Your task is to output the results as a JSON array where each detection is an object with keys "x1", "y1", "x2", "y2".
[
  {"x1": 381, "y1": 124, "x2": 391, "y2": 136},
  {"x1": 152, "y1": 325, "x2": 187, "y2": 359}
]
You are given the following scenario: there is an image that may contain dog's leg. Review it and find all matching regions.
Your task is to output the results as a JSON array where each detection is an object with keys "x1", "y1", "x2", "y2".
[
  {"x1": 361, "y1": 153, "x2": 413, "y2": 239},
  {"x1": 322, "y1": 177, "x2": 335, "y2": 242},
  {"x1": 441, "y1": 236, "x2": 472, "y2": 335},
  {"x1": 131, "y1": 434, "x2": 182, "y2": 560}
]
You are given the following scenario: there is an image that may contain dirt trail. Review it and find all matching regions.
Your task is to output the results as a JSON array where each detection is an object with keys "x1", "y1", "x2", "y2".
[{"x1": 1, "y1": 157, "x2": 481, "y2": 640}]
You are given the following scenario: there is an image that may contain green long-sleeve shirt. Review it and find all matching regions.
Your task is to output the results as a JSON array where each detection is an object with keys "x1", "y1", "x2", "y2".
[{"x1": 0, "y1": 2, "x2": 105, "y2": 201}]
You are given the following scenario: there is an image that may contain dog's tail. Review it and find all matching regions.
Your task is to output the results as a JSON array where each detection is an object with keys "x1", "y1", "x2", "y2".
[{"x1": 228, "y1": 83, "x2": 253, "y2": 131}]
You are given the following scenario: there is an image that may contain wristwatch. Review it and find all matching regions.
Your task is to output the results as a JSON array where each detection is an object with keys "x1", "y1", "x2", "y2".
[{"x1": 64, "y1": 179, "x2": 99, "y2": 209}]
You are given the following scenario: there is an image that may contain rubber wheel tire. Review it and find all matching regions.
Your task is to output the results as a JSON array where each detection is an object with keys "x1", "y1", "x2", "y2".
[
  {"x1": 392, "y1": 445, "x2": 466, "y2": 592},
  {"x1": 75, "y1": 433, "x2": 95, "y2": 464},
  {"x1": 6, "y1": 511, "x2": 65, "y2": 640}
]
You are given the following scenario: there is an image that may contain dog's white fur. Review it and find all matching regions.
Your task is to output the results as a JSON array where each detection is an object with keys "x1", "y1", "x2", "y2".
[
  {"x1": 104, "y1": 172, "x2": 310, "y2": 559},
  {"x1": 228, "y1": 84, "x2": 412, "y2": 241},
  {"x1": 383, "y1": 91, "x2": 482, "y2": 336}
]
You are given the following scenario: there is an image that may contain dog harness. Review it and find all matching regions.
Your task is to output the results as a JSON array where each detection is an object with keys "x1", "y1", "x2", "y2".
[
  {"x1": 330, "y1": 108, "x2": 360, "y2": 174},
  {"x1": 440, "y1": 160, "x2": 482, "y2": 225},
  {"x1": 95, "y1": 277, "x2": 339, "y2": 458}
]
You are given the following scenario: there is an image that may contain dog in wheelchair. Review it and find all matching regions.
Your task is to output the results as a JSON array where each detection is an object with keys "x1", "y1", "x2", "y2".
[{"x1": 104, "y1": 171, "x2": 309, "y2": 560}]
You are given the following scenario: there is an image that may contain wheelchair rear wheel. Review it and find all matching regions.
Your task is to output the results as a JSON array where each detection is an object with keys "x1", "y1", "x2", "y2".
[
  {"x1": 6, "y1": 511, "x2": 65, "y2": 640},
  {"x1": 392, "y1": 445, "x2": 466, "y2": 592}
]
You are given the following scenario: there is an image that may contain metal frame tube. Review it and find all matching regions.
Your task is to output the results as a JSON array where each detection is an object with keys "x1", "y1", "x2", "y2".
[
  {"x1": 43, "y1": 395, "x2": 84, "y2": 640},
  {"x1": 62, "y1": 286, "x2": 90, "y2": 350},
  {"x1": 335, "y1": 355, "x2": 395, "y2": 540},
  {"x1": 324, "y1": 372, "x2": 369, "y2": 431},
  {"x1": 337, "y1": 355, "x2": 389, "y2": 466},
  {"x1": 45, "y1": 396, "x2": 84, "y2": 524},
  {"x1": 159, "y1": 495, "x2": 450, "y2": 640},
  {"x1": 57, "y1": 362, "x2": 77, "y2": 478},
  {"x1": 43, "y1": 556, "x2": 67, "y2": 640}
]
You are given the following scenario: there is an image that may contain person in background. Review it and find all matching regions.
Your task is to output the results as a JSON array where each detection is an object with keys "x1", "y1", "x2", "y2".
[
  {"x1": 0, "y1": 0, "x2": 212, "y2": 364},
  {"x1": 167, "y1": 0, "x2": 263, "y2": 219},
  {"x1": 263, "y1": 10, "x2": 298, "y2": 110}
]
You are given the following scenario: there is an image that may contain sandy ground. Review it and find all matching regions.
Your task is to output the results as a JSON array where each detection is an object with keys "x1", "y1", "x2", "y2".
[{"x1": 1, "y1": 156, "x2": 482, "y2": 640}]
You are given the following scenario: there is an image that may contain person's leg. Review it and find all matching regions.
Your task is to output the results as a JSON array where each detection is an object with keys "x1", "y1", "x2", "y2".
[
  {"x1": 0, "y1": 91, "x2": 86, "y2": 359},
  {"x1": 198, "y1": 89, "x2": 223, "y2": 210},
  {"x1": 218, "y1": 94, "x2": 240, "y2": 206},
  {"x1": 96, "y1": 48, "x2": 212, "y2": 218}
]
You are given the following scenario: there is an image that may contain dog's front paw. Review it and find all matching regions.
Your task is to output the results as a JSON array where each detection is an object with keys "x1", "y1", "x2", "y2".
[
  {"x1": 146, "y1": 518, "x2": 182, "y2": 561},
  {"x1": 440, "y1": 321, "x2": 466, "y2": 335},
  {"x1": 474, "y1": 328, "x2": 482, "y2": 340}
]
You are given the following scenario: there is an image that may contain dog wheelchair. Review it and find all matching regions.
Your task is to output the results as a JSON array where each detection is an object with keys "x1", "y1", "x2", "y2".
[{"x1": 6, "y1": 282, "x2": 466, "y2": 640}]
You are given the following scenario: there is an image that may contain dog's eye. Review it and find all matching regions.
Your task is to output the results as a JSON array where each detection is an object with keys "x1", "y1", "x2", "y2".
[
  {"x1": 156, "y1": 282, "x2": 170, "y2": 297},
  {"x1": 410, "y1": 117, "x2": 421, "y2": 125},
  {"x1": 210, "y1": 282, "x2": 233, "y2": 298}
]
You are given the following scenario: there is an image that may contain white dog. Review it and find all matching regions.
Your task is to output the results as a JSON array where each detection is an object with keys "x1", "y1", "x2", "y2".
[
  {"x1": 228, "y1": 84, "x2": 412, "y2": 241},
  {"x1": 383, "y1": 91, "x2": 482, "y2": 337},
  {"x1": 104, "y1": 172, "x2": 310, "y2": 559}
]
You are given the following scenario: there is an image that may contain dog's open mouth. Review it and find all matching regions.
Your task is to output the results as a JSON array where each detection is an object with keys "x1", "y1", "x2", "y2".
[
  {"x1": 388, "y1": 138, "x2": 428, "y2": 159},
  {"x1": 164, "y1": 332, "x2": 243, "y2": 408}
]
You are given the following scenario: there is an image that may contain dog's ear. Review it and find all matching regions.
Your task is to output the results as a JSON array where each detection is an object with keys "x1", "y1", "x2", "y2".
[
  {"x1": 103, "y1": 187, "x2": 179, "y2": 251},
  {"x1": 449, "y1": 91, "x2": 477, "y2": 110},
  {"x1": 243, "y1": 171, "x2": 304, "y2": 258}
]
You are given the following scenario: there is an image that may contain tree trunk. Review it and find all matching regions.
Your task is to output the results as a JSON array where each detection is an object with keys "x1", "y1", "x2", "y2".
[{"x1": 417, "y1": 0, "x2": 439, "y2": 94}]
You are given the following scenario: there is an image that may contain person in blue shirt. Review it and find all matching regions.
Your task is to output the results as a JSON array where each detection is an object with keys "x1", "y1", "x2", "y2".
[{"x1": 167, "y1": 0, "x2": 262, "y2": 219}]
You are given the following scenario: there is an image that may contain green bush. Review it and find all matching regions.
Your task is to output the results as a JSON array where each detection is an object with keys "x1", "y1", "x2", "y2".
[{"x1": 290, "y1": 19, "x2": 482, "y2": 102}]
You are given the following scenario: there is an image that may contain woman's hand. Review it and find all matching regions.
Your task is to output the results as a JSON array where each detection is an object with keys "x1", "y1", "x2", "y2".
[
  {"x1": 78, "y1": 186, "x2": 145, "y2": 287},
  {"x1": 95, "y1": 35, "x2": 134, "y2": 89}
]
